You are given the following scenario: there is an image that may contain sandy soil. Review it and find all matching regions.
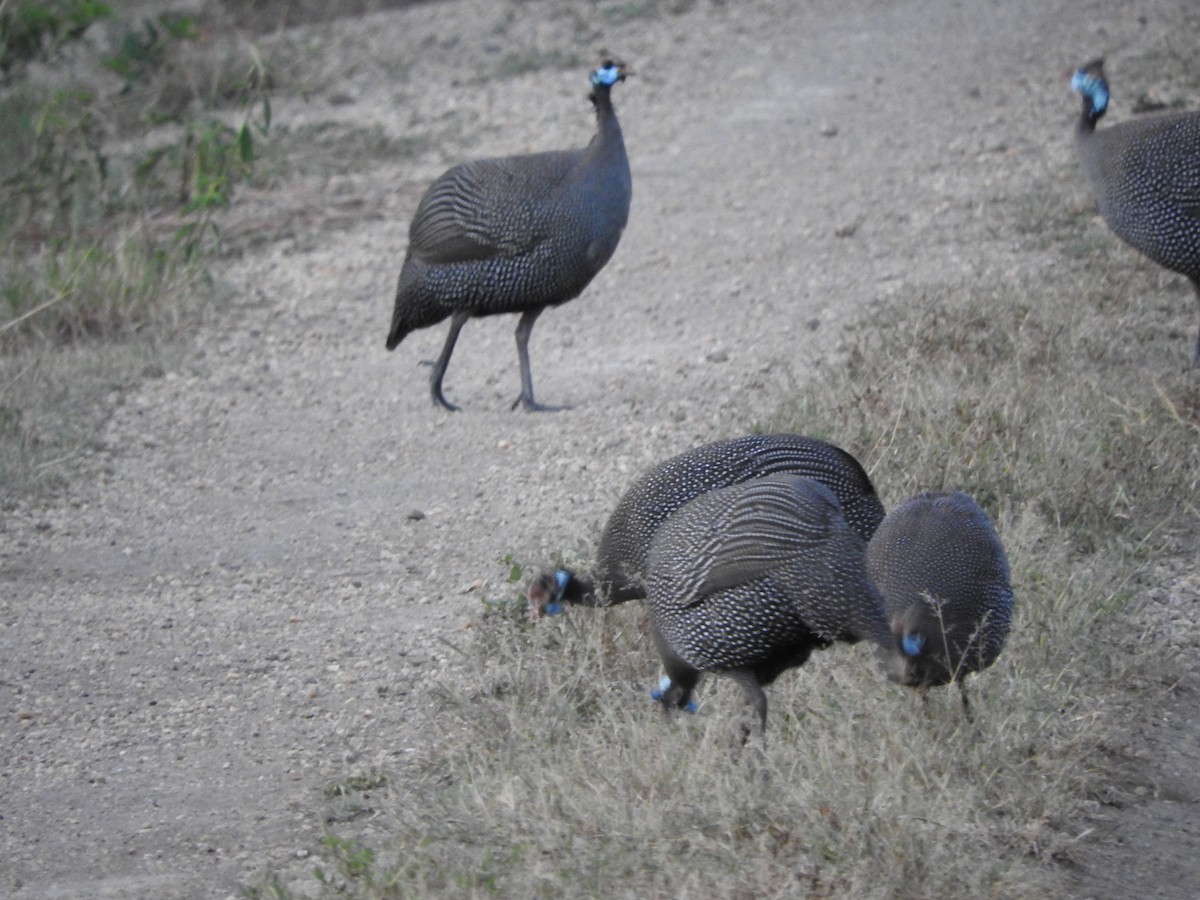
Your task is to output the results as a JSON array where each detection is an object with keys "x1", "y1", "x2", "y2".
[{"x1": 2, "y1": 0, "x2": 1198, "y2": 896}]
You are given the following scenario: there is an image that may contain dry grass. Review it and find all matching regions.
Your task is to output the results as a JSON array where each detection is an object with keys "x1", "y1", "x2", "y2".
[
  {"x1": 282, "y1": 531, "x2": 1134, "y2": 898},
  {"x1": 261, "y1": 169, "x2": 1200, "y2": 898},
  {"x1": 0, "y1": 337, "x2": 170, "y2": 501}
]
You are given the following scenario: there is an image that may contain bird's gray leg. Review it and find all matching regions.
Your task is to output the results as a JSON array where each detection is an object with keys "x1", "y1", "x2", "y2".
[
  {"x1": 958, "y1": 679, "x2": 974, "y2": 722},
  {"x1": 1191, "y1": 280, "x2": 1200, "y2": 369},
  {"x1": 727, "y1": 669, "x2": 768, "y2": 744},
  {"x1": 652, "y1": 646, "x2": 700, "y2": 713},
  {"x1": 512, "y1": 306, "x2": 567, "y2": 412},
  {"x1": 430, "y1": 311, "x2": 469, "y2": 412}
]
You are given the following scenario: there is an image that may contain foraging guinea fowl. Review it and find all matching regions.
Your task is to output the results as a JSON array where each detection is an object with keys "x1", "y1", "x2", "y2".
[
  {"x1": 865, "y1": 491, "x2": 1014, "y2": 717},
  {"x1": 385, "y1": 60, "x2": 632, "y2": 411},
  {"x1": 642, "y1": 474, "x2": 895, "y2": 737},
  {"x1": 1070, "y1": 58, "x2": 1200, "y2": 366},
  {"x1": 526, "y1": 434, "x2": 885, "y2": 618}
]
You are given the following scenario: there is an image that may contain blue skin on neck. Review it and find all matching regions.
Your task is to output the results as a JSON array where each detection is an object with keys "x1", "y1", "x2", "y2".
[
  {"x1": 1072, "y1": 70, "x2": 1109, "y2": 115},
  {"x1": 592, "y1": 64, "x2": 621, "y2": 87}
]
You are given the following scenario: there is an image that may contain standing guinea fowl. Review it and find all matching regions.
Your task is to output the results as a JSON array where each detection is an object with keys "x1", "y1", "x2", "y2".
[
  {"x1": 865, "y1": 491, "x2": 1014, "y2": 718},
  {"x1": 385, "y1": 60, "x2": 632, "y2": 411},
  {"x1": 642, "y1": 474, "x2": 895, "y2": 738},
  {"x1": 1071, "y1": 58, "x2": 1200, "y2": 366},
  {"x1": 526, "y1": 434, "x2": 886, "y2": 618}
]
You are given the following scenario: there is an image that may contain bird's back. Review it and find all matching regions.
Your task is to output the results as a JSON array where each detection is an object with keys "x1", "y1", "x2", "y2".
[
  {"x1": 646, "y1": 474, "x2": 889, "y2": 674},
  {"x1": 596, "y1": 434, "x2": 885, "y2": 605},
  {"x1": 406, "y1": 151, "x2": 581, "y2": 263}
]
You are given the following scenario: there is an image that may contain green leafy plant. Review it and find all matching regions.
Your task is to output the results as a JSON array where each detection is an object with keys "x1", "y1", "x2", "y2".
[
  {"x1": 0, "y1": 85, "x2": 106, "y2": 237},
  {"x1": 0, "y1": 0, "x2": 111, "y2": 73},
  {"x1": 499, "y1": 552, "x2": 524, "y2": 583},
  {"x1": 314, "y1": 836, "x2": 386, "y2": 888},
  {"x1": 101, "y1": 10, "x2": 197, "y2": 87},
  {"x1": 169, "y1": 95, "x2": 271, "y2": 256}
]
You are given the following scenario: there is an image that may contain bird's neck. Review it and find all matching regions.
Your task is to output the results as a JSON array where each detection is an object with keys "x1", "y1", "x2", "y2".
[
  {"x1": 562, "y1": 572, "x2": 598, "y2": 606},
  {"x1": 582, "y1": 88, "x2": 626, "y2": 171},
  {"x1": 590, "y1": 85, "x2": 621, "y2": 135},
  {"x1": 1079, "y1": 93, "x2": 1106, "y2": 135},
  {"x1": 590, "y1": 82, "x2": 614, "y2": 111}
]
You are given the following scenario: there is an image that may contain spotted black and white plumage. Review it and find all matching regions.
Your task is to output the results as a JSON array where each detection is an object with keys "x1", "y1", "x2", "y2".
[
  {"x1": 526, "y1": 434, "x2": 885, "y2": 618},
  {"x1": 386, "y1": 61, "x2": 632, "y2": 410},
  {"x1": 1071, "y1": 58, "x2": 1200, "y2": 366},
  {"x1": 643, "y1": 474, "x2": 894, "y2": 736},
  {"x1": 865, "y1": 490, "x2": 1014, "y2": 715}
]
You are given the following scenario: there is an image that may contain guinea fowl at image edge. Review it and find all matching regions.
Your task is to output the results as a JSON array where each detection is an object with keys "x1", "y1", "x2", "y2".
[
  {"x1": 385, "y1": 60, "x2": 632, "y2": 411},
  {"x1": 525, "y1": 434, "x2": 886, "y2": 619},
  {"x1": 1071, "y1": 58, "x2": 1200, "y2": 366}
]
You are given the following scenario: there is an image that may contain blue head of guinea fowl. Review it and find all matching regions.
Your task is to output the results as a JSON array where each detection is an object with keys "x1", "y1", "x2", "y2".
[
  {"x1": 592, "y1": 61, "x2": 624, "y2": 88},
  {"x1": 1072, "y1": 67, "x2": 1109, "y2": 115},
  {"x1": 902, "y1": 631, "x2": 926, "y2": 658}
]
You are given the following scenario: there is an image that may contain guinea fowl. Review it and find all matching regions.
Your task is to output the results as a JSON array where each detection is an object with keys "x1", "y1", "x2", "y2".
[
  {"x1": 526, "y1": 434, "x2": 885, "y2": 619},
  {"x1": 1071, "y1": 58, "x2": 1200, "y2": 366},
  {"x1": 642, "y1": 474, "x2": 895, "y2": 738},
  {"x1": 386, "y1": 60, "x2": 632, "y2": 411},
  {"x1": 865, "y1": 491, "x2": 1014, "y2": 718}
]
